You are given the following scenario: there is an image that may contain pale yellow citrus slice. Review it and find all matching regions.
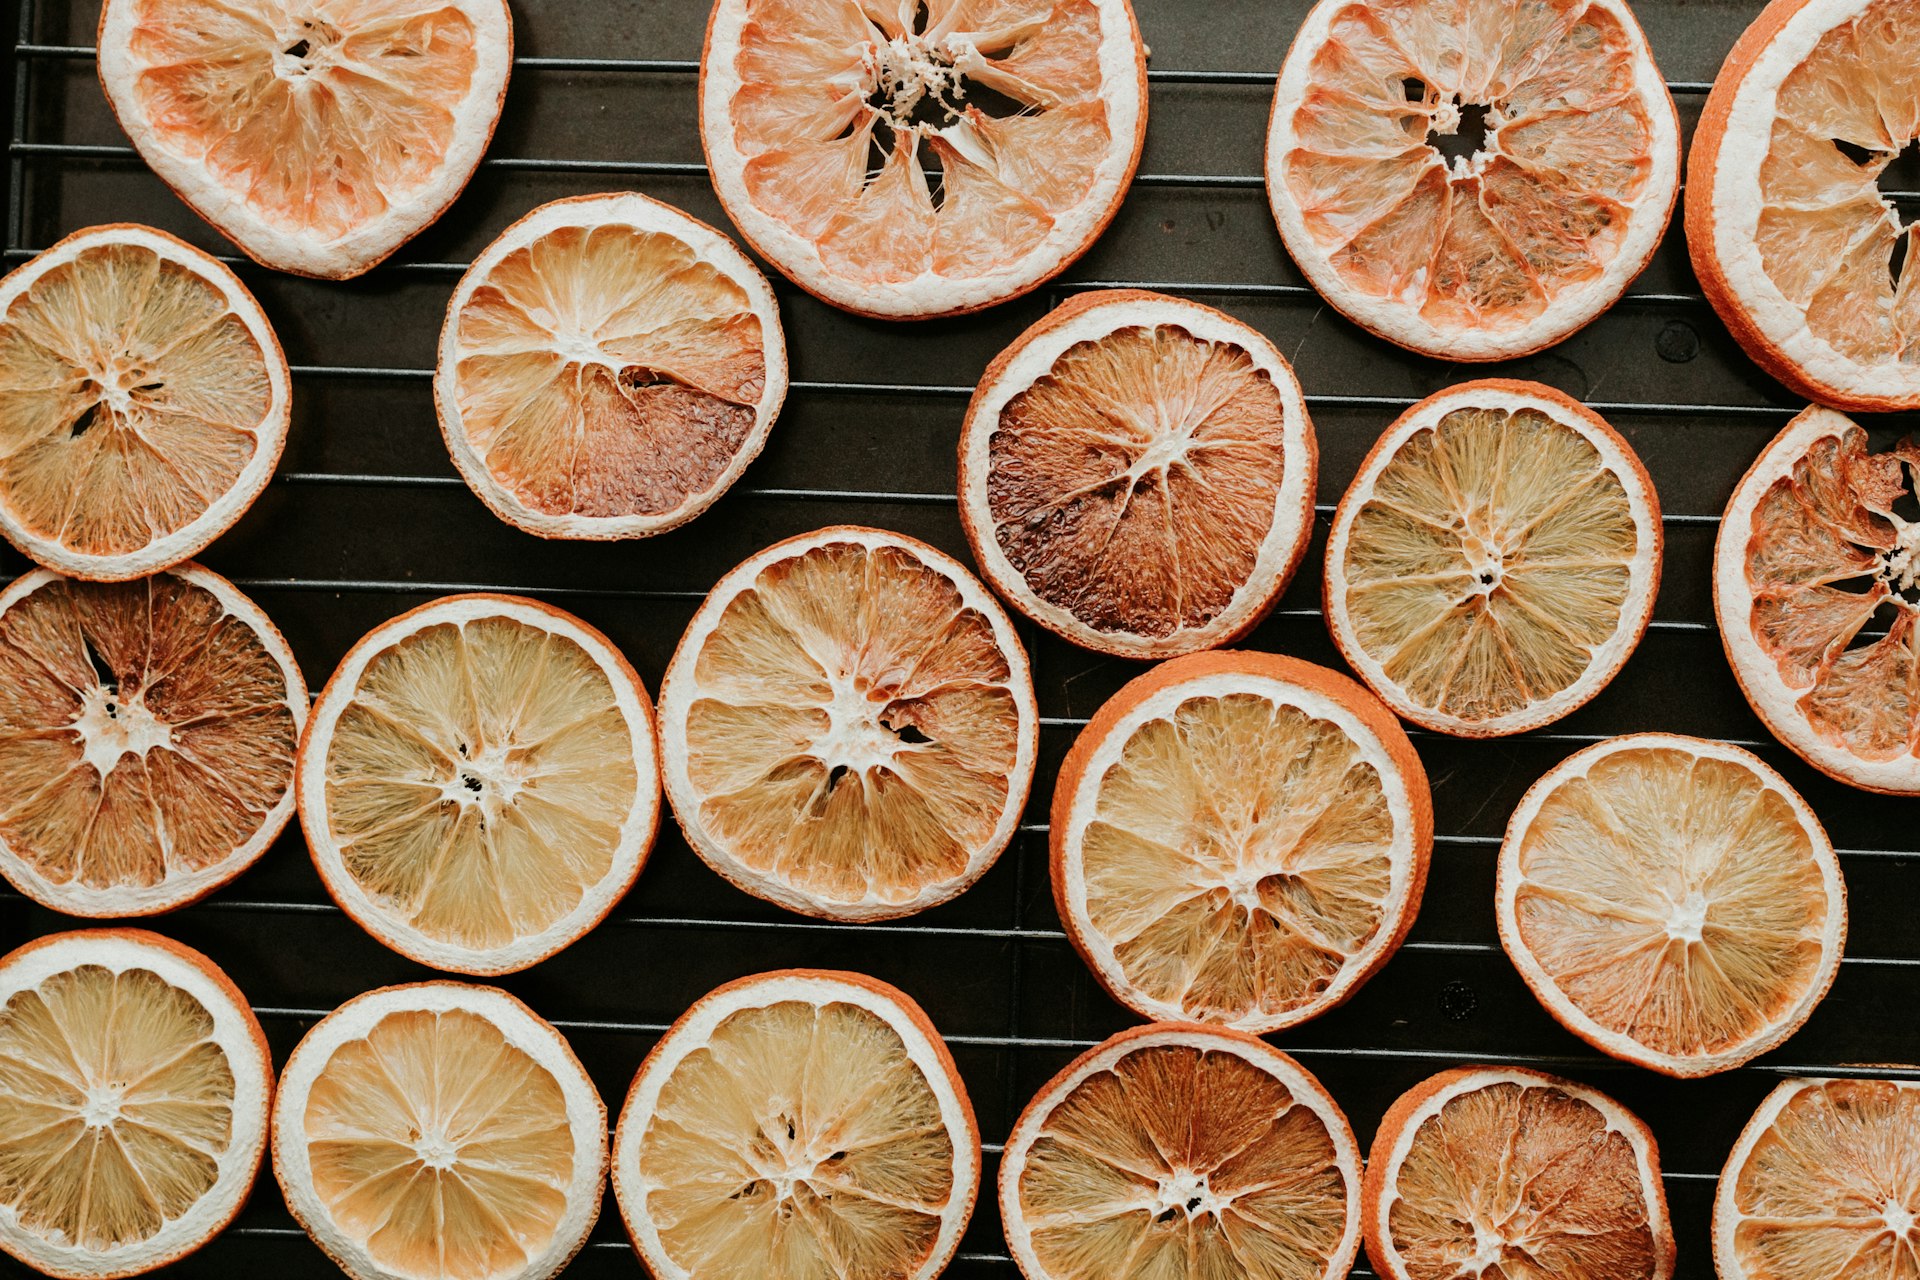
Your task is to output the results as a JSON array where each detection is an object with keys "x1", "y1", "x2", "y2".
[
  {"x1": 1363, "y1": 1066, "x2": 1677, "y2": 1280},
  {"x1": 699, "y1": 0, "x2": 1148, "y2": 318},
  {"x1": 658, "y1": 526, "x2": 1038, "y2": 920},
  {"x1": 999, "y1": 1023, "x2": 1363, "y2": 1280},
  {"x1": 0, "y1": 929, "x2": 271, "y2": 1279},
  {"x1": 98, "y1": 0, "x2": 513, "y2": 279},
  {"x1": 1051, "y1": 650, "x2": 1432, "y2": 1034},
  {"x1": 1324, "y1": 379, "x2": 1662, "y2": 736},
  {"x1": 1267, "y1": 0, "x2": 1681, "y2": 359},
  {"x1": 0, "y1": 225, "x2": 289, "y2": 580},
  {"x1": 958, "y1": 289, "x2": 1319, "y2": 659},
  {"x1": 611, "y1": 969, "x2": 979, "y2": 1280},
  {"x1": 297, "y1": 594, "x2": 661, "y2": 975},
  {"x1": 272, "y1": 982, "x2": 607, "y2": 1280}
]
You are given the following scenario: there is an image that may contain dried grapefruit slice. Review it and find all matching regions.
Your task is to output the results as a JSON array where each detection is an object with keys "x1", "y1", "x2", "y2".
[
  {"x1": 0, "y1": 929, "x2": 271, "y2": 1279},
  {"x1": 297, "y1": 594, "x2": 661, "y2": 975},
  {"x1": 0, "y1": 225, "x2": 289, "y2": 580},
  {"x1": 1498, "y1": 733, "x2": 1845, "y2": 1077},
  {"x1": 1051, "y1": 650, "x2": 1432, "y2": 1034},
  {"x1": 98, "y1": 0, "x2": 513, "y2": 279},
  {"x1": 436, "y1": 193, "x2": 788, "y2": 540},
  {"x1": 272, "y1": 982, "x2": 606, "y2": 1280},
  {"x1": 1325, "y1": 380, "x2": 1662, "y2": 736},
  {"x1": 1364, "y1": 1066, "x2": 1677, "y2": 1280},
  {"x1": 958, "y1": 290, "x2": 1318, "y2": 659},
  {"x1": 1266, "y1": 0, "x2": 1681, "y2": 360},
  {"x1": 659, "y1": 527, "x2": 1038, "y2": 920},
  {"x1": 699, "y1": 0, "x2": 1148, "y2": 318},
  {"x1": 612, "y1": 970, "x2": 979, "y2": 1280},
  {"x1": 1716, "y1": 1077, "x2": 1920, "y2": 1280},
  {"x1": 1000, "y1": 1023, "x2": 1363, "y2": 1280}
]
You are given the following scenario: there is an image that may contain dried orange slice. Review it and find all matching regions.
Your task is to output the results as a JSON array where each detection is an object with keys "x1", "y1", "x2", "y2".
[
  {"x1": 958, "y1": 290, "x2": 1318, "y2": 659},
  {"x1": 272, "y1": 982, "x2": 607, "y2": 1280},
  {"x1": 0, "y1": 564, "x2": 305, "y2": 916},
  {"x1": 699, "y1": 0, "x2": 1148, "y2": 318},
  {"x1": 1000, "y1": 1022, "x2": 1363, "y2": 1280},
  {"x1": 436, "y1": 193, "x2": 789, "y2": 540},
  {"x1": 0, "y1": 929, "x2": 271, "y2": 1279},
  {"x1": 1324, "y1": 380, "x2": 1662, "y2": 736},
  {"x1": 98, "y1": 0, "x2": 512, "y2": 279},
  {"x1": 612, "y1": 969, "x2": 979, "y2": 1280},
  {"x1": 1266, "y1": 0, "x2": 1681, "y2": 360},
  {"x1": 1051, "y1": 650, "x2": 1432, "y2": 1034},
  {"x1": 659, "y1": 527, "x2": 1038, "y2": 920},
  {"x1": 1498, "y1": 733, "x2": 1845, "y2": 1077},
  {"x1": 1716, "y1": 1077, "x2": 1920, "y2": 1280},
  {"x1": 1363, "y1": 1066, "x2": 1677, "y2": 1280},
  {"x1": 0, "y1": 225, "x2": 289, "y2": 580},
  {"x1": 298, "y1": 594, "x2": 661, "y2": 975}
]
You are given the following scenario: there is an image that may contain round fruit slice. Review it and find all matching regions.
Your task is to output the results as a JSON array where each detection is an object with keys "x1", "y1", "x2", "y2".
[
  {"x1": 1364, "y1": 1066, "x2": 1676, "y2": 1280},
  {"x1": 0, "y1": 928, "x2": 271, "y2": 1279},
  {"x1": 1498, "y1": 733, "x2": 1845, "y2": 1077},
  {"x1": 1266, "y1": 0, "x2": 1681, "y2": 360},
  {"x1": 1717, "y1": 406, "x2": 1920, "y2": 792},
  {"x1": 0, "y1": 225, "x2": 290, "y2": 580},
  {"x1": 273, "y1": 982, "x2": 606, "y2": 1280},
  {"x1": 98, "y1": 0, "x2": 513, "y2": 280},
  {"x1": 659, "y1": 526, "x2": 1038, "y2": 920},
  {"x1": 1052, "y1": 650, "x2": 1432, "y2": 1034},
  {"x1": 958, "y1": 289, "x2": 1318, "y2": 659},
  {"x1": 297, "y1": 594, "x2": 661, "y2": 975},
  {"x1": 1715, "y1": 1077, "x2": 1920, "y2": 1280},
  {"x1": 1324, "y1": 379, "x2": 1662, "y2": 737},
  {"x1": 436, "y1": 192, "x2": 789, "y2": 540},
  {"x1": 0, "y1": 565, "x2": 305, "y2": 916},
  {"x1": 1000, "y1": 1022, "x2": 1363, "y2": 1280},
  {"x1": 698, "y1": 0, "x2": 1148, "y2": 319},
  {"x1": 1688, "y1": 0, "x2": 1920, "y2": 411},
  {"x1": 612, "y1": 969, "x2": 979, "y2": 1280}
]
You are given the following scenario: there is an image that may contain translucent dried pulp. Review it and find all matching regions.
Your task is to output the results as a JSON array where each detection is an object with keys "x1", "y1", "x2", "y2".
[
  {"x1": 613, "y1": 971, "x2": 978, "y2": 1280},
  {"x1": 298, "y1": 595, "x2": 660, "y2": 975},
  {"x1": 1267, "y1": 0, "x2": 1680, "y2": 359},
  {"x1": 659, "y1": 528, "x2": 1038, "y2": 920},
  {"x1": 699, "y1": 0, "x2": 1147, "y2": 317},
  {"x1": 0, "y1": 226, "x2": 289, "y2": 580},
  {"x1": 437, "y1": 193, "x2": 788, "y2": 539},
  {"x1": 959, "y1": 290, "x2": 1317, "y2": 658}
]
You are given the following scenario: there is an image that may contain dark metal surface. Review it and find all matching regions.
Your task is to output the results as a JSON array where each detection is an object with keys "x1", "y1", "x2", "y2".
[{"x1": 2, "y1": 1, "x2": 1912, "y2": 1276}]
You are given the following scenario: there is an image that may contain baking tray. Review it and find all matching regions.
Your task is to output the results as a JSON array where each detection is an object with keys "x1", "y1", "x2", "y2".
[{"x1": 3, "y1": 0, "x2": 1914, "y2": 1276}]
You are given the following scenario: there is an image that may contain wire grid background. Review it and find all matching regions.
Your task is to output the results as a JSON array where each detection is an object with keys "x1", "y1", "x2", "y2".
[{"x1": 4, "y1": 0, "x2": 1919, "y2": 1276}]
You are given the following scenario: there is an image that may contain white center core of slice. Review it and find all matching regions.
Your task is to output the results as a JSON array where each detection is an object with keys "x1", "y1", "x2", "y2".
[
  {"x1": 1151, "y1": 1169, "x2": 1227, "y2": 1220},
  {"x1": 1887, "y1": 1203, "x2": 1916, "y2": 1236},
  {"x1": 74, "y1": 685, "x2": 173, "y2": 777},
  {"x1": 812, "y1": 676, "x2": 916, "y2": 774},
  {"x1": 80, "y1": 1084, "x2": 125, "y2": 1127},
  {"x1": 1665, "y1": 889, "x2": 1709, "y2": 944},
  {"x1": 414, "y1": 1133, "x2": 458, "y2": 1169},
  {"x1": 441, "y1": 742, "x2": 526, "y2": 820}
]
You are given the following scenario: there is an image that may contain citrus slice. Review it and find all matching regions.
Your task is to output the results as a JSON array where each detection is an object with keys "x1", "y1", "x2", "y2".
[
  {"x1": 1715, "y1": 1077, "x2": 1920, "y2": 1280},
  {"x1": 1688, "y1": 0, "x2": 1920, "y2": 411},
  {"x1": 1000, "y1": 1022, "x2": 1363, "y2": 1280},
  {"x1": 436, "y1": 192, "x2": 789, "y2": 540},
  {"x1": 957, "y1": 289, "x2": 1319, "y2": 659},
  {"x1": 0, "y1": 225, "x2": 290, "y2": 580},
  {"x1": 297, "y1": 594, "x2": 661, "y2": 975},
  {"x1": 1266, "y1": 0, "x2": 1681, "y2": 360},
  {"x1": 1364, "y1": 1066, "x2": 1677, "y2": 1280},
  {"x1": 1324, "y1": 379, "x2": 1662, "y2": 737},
  {"x1": 659, "y1": 526, "x2": 1038, "y2": 920},
  {"x1": 0, "y1": 928, "x2": 271, "y2": 1279},
  {"x1": 1051, "y1": 650, "x2": 1432, "y2": 1034},
  {"x1": 272, "y1": 982, "x2": 606, "y2": 1280},
  {"x1": 611, "y1": 969, "x2": 979, "y2": 1280},
  {"x1": 0, "y1": 564, "x2": 305, "y2": 917},
  {"x1": 1498, "y1": 733, "x2": 1845, "y2": 1077},
  {"x1": 98, "y1": 0, "x2": 513, "y2": 279},
  {"x1": 698, "y1": 0, "x2": 1148, "y2": 318},
  {"x1": 1717, "y1": 406, "x2": 1920, "y2": 793}
]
